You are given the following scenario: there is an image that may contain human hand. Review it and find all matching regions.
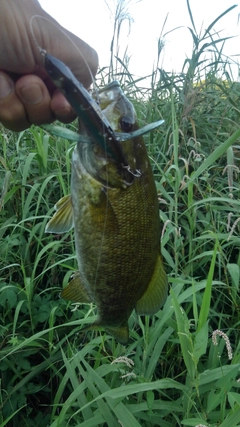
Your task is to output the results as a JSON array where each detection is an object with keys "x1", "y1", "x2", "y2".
[{"x1": 0, "y1": 0, "x2": 98, "y2": 131}]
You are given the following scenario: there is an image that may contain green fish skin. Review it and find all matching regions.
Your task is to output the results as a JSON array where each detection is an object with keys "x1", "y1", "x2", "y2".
[{"x1": 46, "y1": 82, "x2": 168, "y2": 345}]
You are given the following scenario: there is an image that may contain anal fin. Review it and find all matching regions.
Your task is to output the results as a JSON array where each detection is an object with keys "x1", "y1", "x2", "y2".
[{"x1": 61, "y1": 271, "x2": 91, "y2": 303}]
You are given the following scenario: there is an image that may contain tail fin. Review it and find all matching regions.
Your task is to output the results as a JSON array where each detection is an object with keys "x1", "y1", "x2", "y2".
[{"x1": 81, "y1": 322, "x2": 129, "y2": 345}]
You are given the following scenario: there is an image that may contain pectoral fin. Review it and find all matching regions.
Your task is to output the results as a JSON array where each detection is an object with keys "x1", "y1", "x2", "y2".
[
  {"x1": 45, "y1": 194, "x2": 73, "y2": 233},
  {"x1": 135, "y1": 255, "x2": 168, "y2": 315},
  {"x1": 61, "y1": 272, "x2": 92, "y2": 303}
]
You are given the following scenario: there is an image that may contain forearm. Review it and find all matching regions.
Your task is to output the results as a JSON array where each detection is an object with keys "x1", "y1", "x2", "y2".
[
  {"x1": 0, "y1": 0, "x2": 98, "y2": 131},
  {"x1": 0, "y1": 0, "x2": 47, "y2": 73}
]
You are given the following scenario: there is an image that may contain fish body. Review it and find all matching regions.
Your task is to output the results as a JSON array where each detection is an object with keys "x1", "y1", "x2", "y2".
[{"x1": 46, "y1": 72, "x2": 167, "y2": 344}]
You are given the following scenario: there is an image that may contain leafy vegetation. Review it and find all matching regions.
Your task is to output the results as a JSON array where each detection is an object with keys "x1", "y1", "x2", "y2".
[{"x1": 0, "y1": 2, "x2": 240, "y2": 426}]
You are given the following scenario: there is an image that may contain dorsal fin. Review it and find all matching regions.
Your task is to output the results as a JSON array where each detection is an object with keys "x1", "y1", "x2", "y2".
[{"x1": 135, "y1": 255, "x2": 168, "y2": 315}]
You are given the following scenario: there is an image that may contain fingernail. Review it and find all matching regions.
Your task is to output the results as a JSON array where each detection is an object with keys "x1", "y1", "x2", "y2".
[
  {"x1": 0, "y1": 74, "x2": 14, "y2": 98},
  {"x1": 20, "y1": 84, "x2": 43, "y2": 105}
]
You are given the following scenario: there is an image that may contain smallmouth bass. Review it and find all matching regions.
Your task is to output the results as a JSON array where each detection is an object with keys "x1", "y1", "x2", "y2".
[{"x1": 45, "y1": 56, "x2": 168, "y2": 345}]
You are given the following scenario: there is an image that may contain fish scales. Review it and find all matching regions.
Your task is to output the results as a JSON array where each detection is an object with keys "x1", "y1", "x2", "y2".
[
  {"x1": 72, "y1": 127, "x2": 160, "y2": 325},
  {"x1": 45, "y1": 63, "x2": 168, "y2": 345}
]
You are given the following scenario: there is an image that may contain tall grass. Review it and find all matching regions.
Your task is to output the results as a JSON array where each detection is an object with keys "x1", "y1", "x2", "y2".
[{"x1": 0, "y1": 2, "x2": 240, "y2": 426}]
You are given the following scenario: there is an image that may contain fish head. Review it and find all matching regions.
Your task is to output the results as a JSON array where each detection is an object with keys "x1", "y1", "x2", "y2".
[
  {"x1": 77, "y1": 81, "x2": 142, "y2": 189},
  {"x1": 97, "y1": 81, "x2": 136, "y2": 134}
]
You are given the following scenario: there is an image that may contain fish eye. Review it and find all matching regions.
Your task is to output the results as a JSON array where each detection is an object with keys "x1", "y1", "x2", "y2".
[{"x1": 120, "y1": 117, "x2": 133, "y2": 133}]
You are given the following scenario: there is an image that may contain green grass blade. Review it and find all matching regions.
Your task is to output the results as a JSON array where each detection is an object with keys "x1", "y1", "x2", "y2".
[
  {"x1": 197, "y1": 239, "x2": 218, "y2": 332},
  {"x1": 188, "y1": 128, "x2": 240, "y2": 184},
  {"x1": 171, "y1": 289, "x2": 196, "y2": 382},
  {"x1": 186, "y1": 0, "x2": 197, "y2": 35}
]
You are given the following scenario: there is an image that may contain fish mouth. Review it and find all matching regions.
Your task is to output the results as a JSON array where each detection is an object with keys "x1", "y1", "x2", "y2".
[
  {"x1": 44, "y1": 54, "x2": 164, "y2": 184},
  {"x1": 44, "y1": 54, "x2": 129, "y2": 168}
]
